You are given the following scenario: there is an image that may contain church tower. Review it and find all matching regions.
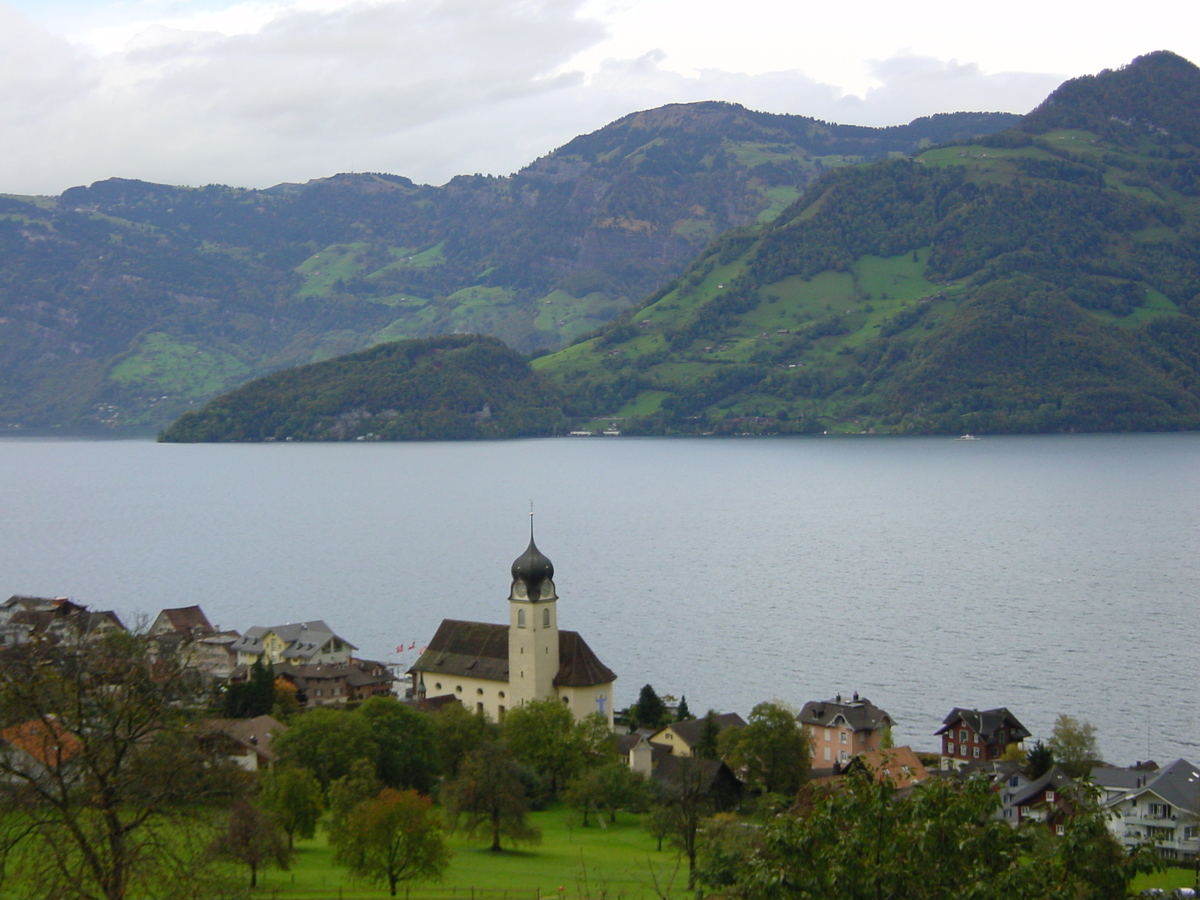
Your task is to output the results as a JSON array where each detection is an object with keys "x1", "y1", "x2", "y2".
[{"x1": 508, "y1": 525, "x2": 559, "y2": 708}]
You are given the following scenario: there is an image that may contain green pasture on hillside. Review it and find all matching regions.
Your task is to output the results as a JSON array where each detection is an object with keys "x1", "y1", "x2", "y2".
[{"x1": 241, "y1": 807, "x2": 687, "y2": 900}]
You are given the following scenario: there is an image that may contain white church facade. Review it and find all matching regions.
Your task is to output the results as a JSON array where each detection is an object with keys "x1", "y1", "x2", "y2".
[{"x1": 408, "y1": 533, "x2": 617, "y2": 728}]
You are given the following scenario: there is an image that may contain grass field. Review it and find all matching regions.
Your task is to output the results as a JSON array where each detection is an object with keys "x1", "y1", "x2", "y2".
[{"x1": 241, "y1": 806, "x2": 687, "y2": 900}]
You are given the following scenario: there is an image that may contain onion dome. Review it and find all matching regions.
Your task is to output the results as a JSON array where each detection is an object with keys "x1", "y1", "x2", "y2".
[{"x1": 512, "y1": 536, "x2": 554, "y2": 584}]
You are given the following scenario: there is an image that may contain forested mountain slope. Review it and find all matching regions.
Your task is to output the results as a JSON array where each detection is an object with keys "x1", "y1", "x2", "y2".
[
  {"x1": 536, "y1": 51, "x2": 1200, "y2": 435},
  {"x1": 161, "y1": 334, "x2": 566, "y2": 441},
  {"x1": 0, "y1": 103, "x2": 1015, "y2": 428}
]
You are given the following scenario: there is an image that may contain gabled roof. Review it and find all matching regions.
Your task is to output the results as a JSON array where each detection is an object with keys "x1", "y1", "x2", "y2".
[
  {"x1": 0, "y1": 718, "x2": 83, "y2": 768},
  {"x1": 154, "y1": 606, "x2": 213, "y2": 635},
  {"x1": 935, "y1": 707, "x2": 1031, "y2": 742},
  {"x1": 1010, "y1": 766, "x2": 1075, "y2": 807},
  {"x1": 854, "y1": 745, "x2": 929, "y2": 789},
  {"x1": 230, "y1": 620, "x2": 356, "y2": 660},
  {"x1": 1101, "y1": 758, "x2": 1200, "y2": 814},
  {"x1": 410, "y1": 618, "x2": 616, "y2": 688},
  {"x1": 202, "y1": 715, "x2": 286, "y2": 762},
  {"x1": 650, "y1": 712, "x2": 746, "y2": 749},
  {"x1": 799, "y1": 694, "x2": 893, "y2": 732}
]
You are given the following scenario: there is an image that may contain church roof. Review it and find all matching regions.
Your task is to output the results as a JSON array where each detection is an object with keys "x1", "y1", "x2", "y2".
[{"x1": 410, "y1": 618, "x2": 615, "y2": 687}]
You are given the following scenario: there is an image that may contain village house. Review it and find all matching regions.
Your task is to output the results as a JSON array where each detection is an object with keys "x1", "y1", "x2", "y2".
[
  {"x1": 0, "y1": 596, "x2": 124, "y2": 648},
  {"x1": 648, "y1": 712, "x2": 746, "y2": 757},
  {"x1": 274, "y1": 658, "x2": 395, "y2": 707},
  {"x1": 150, "y1": 605, "x2": 241, "y2": 678},
  {"x1": 1095, "y1": 758, "x2": 1200, "y2": 861},
  {"x1": 936, "y1": 707, "x2": 1030, "y2": 768},
  {"x1": 409, "y1": 531, "x2": 616, "y2": 727},
  {"x1": 1005, "y1": 766, "x2": 1078, "y2": 832},
  {"x1": 0, "y1": 718, "x2": 82, "y2": 785},
  {"x1": 798, "y1": 692, "x2": 893, "y2": 765},
  {"x1": 851, "y1": 745, "x2": 930, "y2": 790},
  {"x1": 231, "y1": 620, "x2": 355, "y2": 668},
  {"x1": 198, "y1": 715, "x2": 286, "y2": 772}
]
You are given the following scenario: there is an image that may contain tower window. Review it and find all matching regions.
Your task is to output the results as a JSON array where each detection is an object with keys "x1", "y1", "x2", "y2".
[
  {"x1": 517, "y1": 609, "x2": 526, "y2": 628},
  {"x1": 543, "y1": 608, "x2": 550, "y2": 628}
]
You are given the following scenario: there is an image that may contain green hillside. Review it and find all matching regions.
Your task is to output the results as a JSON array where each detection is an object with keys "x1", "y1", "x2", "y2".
[
  {"x1": 0, "y1": 107, "x2": 1018, "y2": 428},
  {"x1": 160, "y1": 334, "x2": 567, "y2": 442},
  {"x1": 535, "y1": 51, "x2": 1200, "y2": 435}
]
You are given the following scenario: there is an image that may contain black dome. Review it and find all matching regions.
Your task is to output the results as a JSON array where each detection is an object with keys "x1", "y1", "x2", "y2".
[{"x1": 511, "y1": 537, "x2": 554, "y2": 585}]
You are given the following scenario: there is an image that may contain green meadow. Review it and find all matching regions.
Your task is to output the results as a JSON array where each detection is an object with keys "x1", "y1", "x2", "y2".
[{"x1": 238, "y1": 806, "x2": 687, "y2": 900}]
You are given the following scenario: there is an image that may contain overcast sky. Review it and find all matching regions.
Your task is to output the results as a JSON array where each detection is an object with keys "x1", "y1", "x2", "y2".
[{"x1": 0, "y1": 0, "x2": 1193, "y2": 195}]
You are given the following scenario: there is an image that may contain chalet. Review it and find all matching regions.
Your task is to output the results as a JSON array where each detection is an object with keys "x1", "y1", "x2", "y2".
[
  {"x1": 936, "y1": 707, "x2": 1030, "y2": 768},
  {"x1": 648, "y1": 712, "x2": 746, "y2": 758},
  {"x1": 0, "y1": 597, "x2": 124, "y2": 647},
  {"x1": 1005, "y1": 766, "x2": 1077, "y2": 831},
  {"x1": 1095, "y1": 758, "x2": 1200, "y2": 861},
  {"x1": 275, "y1": 658, "x2": 395, "y2": 707},
  {"x1": 799, "y1": 692, "x2": 893, "y2": 765},
  {"x1": 199, "y1": 715, "x2": 286, "y2": 772},
  {"x1": 409, "y1": 531, "x2": 616, "y2": 727},
  {"x1": 150, "y1": 605, "x2": 214, "y2": 638},
  {"x1": 231, "y1": 620, "x2": 355, "y2": 668}
]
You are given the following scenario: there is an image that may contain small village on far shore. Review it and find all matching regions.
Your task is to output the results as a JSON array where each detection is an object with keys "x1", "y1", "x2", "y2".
[{"x1": 4, "y1": 530, "x2": 1196, "y2": 873}]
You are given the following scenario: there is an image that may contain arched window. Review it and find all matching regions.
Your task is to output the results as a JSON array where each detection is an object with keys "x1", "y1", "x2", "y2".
[
  {"x1": 518, "y1": 609, "x2": 526, "y2": 628},
  {"x1": 542, "y1": 608, "x2": 550, "y2": 628}
]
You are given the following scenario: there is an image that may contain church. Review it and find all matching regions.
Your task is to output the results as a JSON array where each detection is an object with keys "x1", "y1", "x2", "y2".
[{"x1": 409, "y1": 531, "x2": 617, "y2": 728}]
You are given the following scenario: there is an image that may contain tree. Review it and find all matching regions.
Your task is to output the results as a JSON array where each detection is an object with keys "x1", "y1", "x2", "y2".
[
  {"x1": 1027, "y1": 739, "x2": 1055, "y2": 778},
  {"x1": 631, "y1": 684, "x2": 669, "y2": 730},
  {"x1": 431, "y1": 702, "x2": 494, "y2": 778},
  {"x1": 725, "y1": 769, "x2": 1159, "y2": 900},
  {"x1": 1048, "y1": 714, "x2": 1101, "y2": 778},
  {"x1": 650, "y1": 756, "x2": 717, "y2": 887},
  {"x1": 503, "y1": 699, "x2": 585, "y2": 794},
  {"x1": 222, "y1": 658, "x2": 276, "y2": 718},
  {"x1": 717, "y1": 702, "x2": 810, "y2": 797},
  {"x1": 326, "y1": 758, "x2": 382, "y2": 836},
  {"x1": 694, "y1": 710, "x2": 722, "y2": 759},
  {"x1": 0, "y1": 630, "x2": 245, "y2": 900},
  {"x1": 210, "y1": 799, "x2": 290, "y2": 888},
  {"x1": 258, "y1": 766, "x2": 323, "y2": 850},
  {"x1": 563, "y1": 761, "x2": 647, "y2": 825},
  {"x1": 330, "y1": 789, "x2": 451, "y2": 897},
  {"x1": 675, "y1": 696, "x2": 692, "y2": 722},
  {"x1": 271, "y1": 706, "x2": 378, "y2": 788},
  {"x1": 441, "y1": 744, "x2": 541, "y2": 851},
  {"x1": 357, "y1": 696, "x2": 438, "y2": 792}
]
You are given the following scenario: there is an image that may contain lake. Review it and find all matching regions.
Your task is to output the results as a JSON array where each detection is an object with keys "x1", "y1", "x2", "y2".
[{"x1": 1, "y1": 432, "x2": 1196, "y2": 764}]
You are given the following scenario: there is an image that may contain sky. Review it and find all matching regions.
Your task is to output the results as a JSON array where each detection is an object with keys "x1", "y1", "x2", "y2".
[{"x1": 0, "y1": 0, "x2": 1194, "y2": 195}]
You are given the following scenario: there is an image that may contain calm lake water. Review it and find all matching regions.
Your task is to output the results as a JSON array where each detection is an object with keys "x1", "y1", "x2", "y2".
[{"x1": 2, "y1": 432, "x2": 1197, "y2": 764}]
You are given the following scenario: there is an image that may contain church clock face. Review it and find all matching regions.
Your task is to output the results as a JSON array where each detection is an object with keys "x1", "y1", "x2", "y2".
[{"x1": 513, "y1": 581, "x2": 527, "y2": 600}]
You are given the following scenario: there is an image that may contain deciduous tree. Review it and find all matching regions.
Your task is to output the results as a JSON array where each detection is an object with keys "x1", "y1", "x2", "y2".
[
  {"x1": 717, "y1": 701, "x2": 810, "y2": 797},
  {"x1": 210, "y1": 799, "x2": 289, "y2": 889},
  {"x1": 258, "y1": 766, "x2": 323, "y2": 850},
  {"x1": 441, "y1": 744, "x2": 541, "y2": 852},
  {"x1": 271, "y1": 706, "x2": 378, "y2": 788},
  {"x1": 357, "y1": 696, "x2": 438, "y2": 792},
  {"x1": 330, "y1": 789, "x2": 450, "y2": 897},
  {"x1": 1048, "y1": 714, "x2": 1101, "y2": 778},
  {"x1": 0, "y1": 631, "x2": 245, "y2": 900}
]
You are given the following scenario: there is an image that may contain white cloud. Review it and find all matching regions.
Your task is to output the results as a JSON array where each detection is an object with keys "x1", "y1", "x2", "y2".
[{"x1": 0, "y1": 0, "x2": 1143, "y2": 196}]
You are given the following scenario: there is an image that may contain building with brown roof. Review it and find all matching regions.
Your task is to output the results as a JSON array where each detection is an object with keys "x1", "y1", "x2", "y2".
[
  {"x1": 799, "y1": 692, "x2": 894, "y2": 766},
  {"x1": 936, "y1": 707, "x2": 1030, "y2": 767},
  {"x1": 409, "y1": 530, "x2": 616, "y2": 727},
  {"x1": 648, "y1": 712, "x2": 747, "y2": 758}
]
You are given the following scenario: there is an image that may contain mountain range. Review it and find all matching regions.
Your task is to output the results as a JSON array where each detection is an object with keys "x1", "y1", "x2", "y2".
[
  {"x1": 11, "y1": 51, "x2": 1200, "y2": 438},
  {"x1": 0, "y1": 102, "x2": 1018, "y2": 428}
]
